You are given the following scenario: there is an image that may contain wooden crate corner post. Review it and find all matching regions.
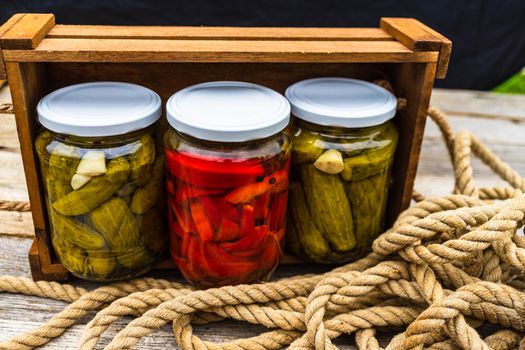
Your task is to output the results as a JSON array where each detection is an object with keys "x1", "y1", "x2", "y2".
[{"x1": 0, "y1": 14, "x2": 450, "y2": 281}]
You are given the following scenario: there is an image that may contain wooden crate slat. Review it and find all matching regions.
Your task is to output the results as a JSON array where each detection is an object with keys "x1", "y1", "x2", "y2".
[
  {"x1": 3, "y1": 38, "x2": 439, "y2": 63},
  {"x1": 0, "y1": 13, "x2": 55, "y2": 50},
  {"x1": 48, "y1": 25, "x2": 394, "y2": 41},
  {"x1": 0, "y1": 14, "x2": 25, "y2": 80},
  {"x1": 380, "y1": 18, "x2": 451, "y2": 78}
]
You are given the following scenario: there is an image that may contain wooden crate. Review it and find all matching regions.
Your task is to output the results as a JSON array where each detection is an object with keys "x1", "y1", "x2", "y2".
[{"x1": 0, "y1": 13, "x2": 451, "y2": 281}]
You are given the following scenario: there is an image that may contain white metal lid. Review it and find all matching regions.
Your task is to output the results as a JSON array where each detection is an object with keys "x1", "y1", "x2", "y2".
[
  {"x1": 285, "y1": 77, "x2": 397, "y2": 128},
  {"x1": 37, "y1": 82, "x2": 162, "y2": 137},
  {"x1": 166, "y1": 81, "x2": 290, "y2": 142}
]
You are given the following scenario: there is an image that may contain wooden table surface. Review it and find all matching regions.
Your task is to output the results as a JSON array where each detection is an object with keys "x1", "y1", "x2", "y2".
[{"x1": 0, "y1": 85, "x2": 524, "y2": 348}]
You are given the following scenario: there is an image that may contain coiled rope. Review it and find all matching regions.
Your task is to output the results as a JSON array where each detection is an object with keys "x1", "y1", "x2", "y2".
[{"x1": 0, "y1": 94, "x2": 525, "y2": 350}]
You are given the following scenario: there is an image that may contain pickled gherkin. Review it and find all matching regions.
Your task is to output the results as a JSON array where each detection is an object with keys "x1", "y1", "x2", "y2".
[
  {"x1": 130, "y1": 155, "x2": 164, "y2": 214},
  {"x1": 292, "y1": 130, "x2": 324, "y2": 164},
  {"x1": 35, "y1": 129, "x2": 166, "y2": 281},
  {"x1": 299, "y1": 165, "x2": 355, "y2": 252},
  {"x1": 345, "y1": 171, "x2": 389, "y2": 247},
  {"x1": 53, "y1": 177, "x2": 118, "y2": 216},
  {"x1": 286, "y1": 182, "x2": 329, "y2": 260},
  {"x1": 48, "y1": 143, "x2": 81, "y2": 181},
  {"x1": 87, "y1": 251, "x2": 117, "y2": 277},
  {"x1": 129, "y1": 134, "x2": 156, "y2": 186},
  {"x1": 287, "y1": 118, "x2": 398, "y2": 263},
  {"x1": 89, "y1": 197, "x2": 141, "y2": 249}
]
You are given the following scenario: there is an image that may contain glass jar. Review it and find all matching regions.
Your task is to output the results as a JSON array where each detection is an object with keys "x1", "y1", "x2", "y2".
[
  {"x1": 35, "y1": 82, "x2": 166, "y2": 281},
  {"x1": 285, "y1": 78, "x2": 399, "y2": 263},
  {"x1": 165, "y1": 81, "x2": 291, "y2": 288}
]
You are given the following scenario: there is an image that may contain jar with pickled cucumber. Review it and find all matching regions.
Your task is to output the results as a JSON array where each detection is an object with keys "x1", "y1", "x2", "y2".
[
  {"x1": 35, "y1": 82, "x2": 167, "y2": 281},
  {"x1": 165, "y1": 81, "x2": 291, "y2": 288},
  {"x1": 285, "y1": 78, "x2": 398, "y2": 263}
]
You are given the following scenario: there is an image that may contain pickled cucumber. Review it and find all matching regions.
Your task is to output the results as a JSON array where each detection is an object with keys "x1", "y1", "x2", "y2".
[
  {"x1": 129, "y1": 134, "x2": 155, "y2": 186},
  {"x1": 48, "y1": 143, "x2": 81, "y2": 181},
  {"x1": 118, "y1": 247, "x2": 152, "y2": 269},
  {"x1": 285, "y1": 217, "x2": 302, "y2": 256},
  {"x1": 87, "y1": 251, "x2": 116, "y2": 277},
  {"x1": 89, "y1": 197, "x2": 141, "y2": 250},
  {"x1": 45, "y1": 178, "x2": 72, "y2": 202},
  {"x1": 346, "y1": 171, "x2": 389, "y2": 246},
  {"x1": 292, "y1": 131, "x2": 323, "y2": 164},
  {"x1": 50, "y1": 209, "x2": 106, "y2": 250},
  {"x1": 35, "y1": 131, "x2": 54, "y2": 159},
  {"x1": 130, "y1": 155, "x2": 164, "y2": 214},
  {"x1": 341, "y1": 146, "x2": 393, "y2": 181},
  {"x1": 53, "y1": 240, "x2": 88, "y2": 276},
  {"x1": 287, "y1": 182, "x2": 329, "y2": 260},
  {"x1": 106, "y1": 157, "x2": 131, "y2": 185},
  {"x1": 299, "y1": 164, "x2": 356, "y2": 252},
  {"x1": 52, "y1": 176, "x2": 118, "y2": 216}
]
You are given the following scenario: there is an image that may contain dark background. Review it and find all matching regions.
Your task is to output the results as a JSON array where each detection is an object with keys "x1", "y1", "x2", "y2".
[{"x1": 1, "y1": 0, "x2": 525, "y2": 90}]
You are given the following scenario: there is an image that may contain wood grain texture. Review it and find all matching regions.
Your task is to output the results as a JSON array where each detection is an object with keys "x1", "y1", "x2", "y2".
[
  {"x1": 380, "y1": 18, "x2": 451, "y2": 78},
  {"x1": 0, "y1": 14, "x2": 55, "y2": 50},
  {"x1": 0, "y1": 14, "x2": 25, "y2": 79},
  {"x1": 3, "y1": 38, "x2": 439, "y2": 63},
  {"x1": 5, "y1": 62, "x2": 52, "y2": 273},
  {"x1": 48, "y1": 25, "x2": 394, "y2": 41},
  {"x1": 385, "y1": 62, "x2": 437, "y2": 224}
]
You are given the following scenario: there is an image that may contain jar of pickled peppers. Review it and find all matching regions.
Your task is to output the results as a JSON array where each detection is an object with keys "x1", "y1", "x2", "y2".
[
  {"x1": 35, "y1": 82, "x2": 167, "y2": 281},
  {"x1": 285, "y1": 78, "x2": 398, "y2": 263},
  {"x1": 165, "y1": 81, "x2": 291, "y2": 288}
]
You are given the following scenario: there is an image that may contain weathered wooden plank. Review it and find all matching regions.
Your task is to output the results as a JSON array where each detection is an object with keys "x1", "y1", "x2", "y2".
[
  {"x1": 380, "y1": 18, "x2": 451, "y2": 78},
  {"x1": 0, "y1": 14, "x2": 55, "y2": 50},
  {"x1": 3, "y1": 39, "x2": 439, "y2": 63},
  {"x1": 48, "y1": 25, "x2": 394, "y2": 41},
  {"x1": 0, "y1": 14, "x2": 25, "y2": 79},
  {"x1": 431, "y1": 88, "x2": 525, "y2": 121}
]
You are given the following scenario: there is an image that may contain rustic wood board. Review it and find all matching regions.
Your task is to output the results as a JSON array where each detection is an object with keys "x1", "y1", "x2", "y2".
[{"x1": 0, "y1": 86, "x2": 524, "y2": 348}]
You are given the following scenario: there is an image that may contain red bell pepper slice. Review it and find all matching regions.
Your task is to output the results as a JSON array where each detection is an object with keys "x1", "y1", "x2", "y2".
[
  {"x1": 239, "y1": 205, "x2": 255, "y2": 238},
  {"x1": 260, "y1": 232, "x2": 282, "y2": 272},
  {"x1": 269, "y1": 190, "x2": 289, "y2": 231},
  {"x1": 220, "y1": 225, "x2": 269, "y2": 253},
  {"x1": 219, "y1": 199, "x2": 241, "y2": 222},
  {"x1": 190, "y1": 200, "x2": 214, "y2": 241},
  {"x1": 215, "y1": 218, "x2": 240, "y2": 242},
  {"x1": 274, "y1": 227, "x2": 286, "y2": 242},
  {"x1": 173, "y1": 235, "x2": 211, "y2": 283},
  {"x1": 198, "y1": 196, "x2": 222, "y2": 230},
  {"x1": 253, "y1": 193, "x2": 270, "y2": 221},
  {"x1": 166, "y1": 150, "x2": 265, "y2": 189},
  {"x1": 203, "y1": 242, "x2": 260, "y2": 279},
  {"x1": 224, "y1": 170, "x2": 289, "y2": 204},
  {"x1": 175, "y1": 183, "x2": 224, "y2": 204},
  {"x1": 169, "y1": 221, "x2": 190, "y2": 258},
  {"x1": 170, "y1": 202, "x2": 197, "y2": 233}
]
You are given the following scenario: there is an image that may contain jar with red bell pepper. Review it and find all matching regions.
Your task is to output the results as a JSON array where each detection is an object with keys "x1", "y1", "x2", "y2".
[{"x1": 165, "y1": 81, "x2": 291, "y2": 288}]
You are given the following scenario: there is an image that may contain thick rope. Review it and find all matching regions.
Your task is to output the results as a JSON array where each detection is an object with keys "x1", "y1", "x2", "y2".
[
  {"x1": 0, "y1": 199, "x2": 30, "y2": 212},
  {"x1": 1, "y1": 99, "x2": 525, "y2": 350}
]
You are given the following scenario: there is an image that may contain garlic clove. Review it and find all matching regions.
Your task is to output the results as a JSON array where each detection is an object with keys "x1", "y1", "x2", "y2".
[
  {"x1": 76, "y1": 151, "x2": 107, "y2": 176},
  {"x1": 71, "y1": 173, "x2": 92, "y2": 190},
  {"x1": 314, "y1": 149, "x2": 344, "y2": 174}
]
